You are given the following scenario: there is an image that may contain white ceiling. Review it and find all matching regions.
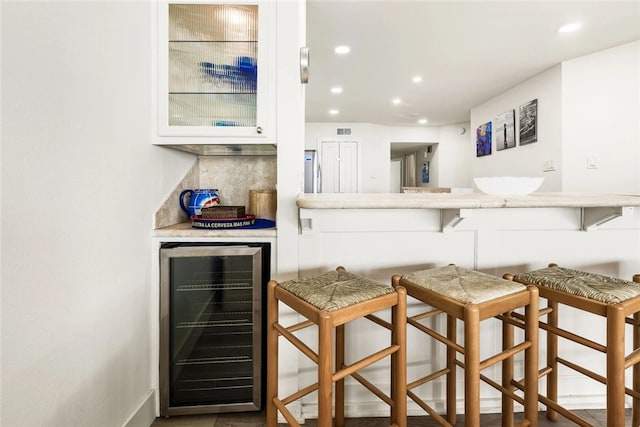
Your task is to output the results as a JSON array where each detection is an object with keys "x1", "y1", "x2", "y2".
[{"x1": 305, "y1": 0, "x2": 640, "y2": 127}]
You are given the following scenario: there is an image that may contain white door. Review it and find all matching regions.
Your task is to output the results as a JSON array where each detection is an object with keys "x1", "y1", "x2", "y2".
[{"x1": 320, "y1": 141, "x2": 358, "y2": 193}]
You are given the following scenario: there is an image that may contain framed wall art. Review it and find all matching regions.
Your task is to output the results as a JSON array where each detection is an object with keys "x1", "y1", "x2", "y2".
[
  {"x1": 519, "y1": 99, "x2": 538, "y2": 145},
  {"x1": 476, "y1": 122, "x2": 492, "y2": 157},
  {"x1": 495, "y1": 109, "x2": 516, "y2": 151},
  {"x1": 422, "y1": 161, "x2": 429, "y2": 183}
]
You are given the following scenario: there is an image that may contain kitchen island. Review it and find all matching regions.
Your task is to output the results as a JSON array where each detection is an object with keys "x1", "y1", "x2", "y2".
[{"x1": 293, "y1": 192, "x2": 640, "y2": 420}]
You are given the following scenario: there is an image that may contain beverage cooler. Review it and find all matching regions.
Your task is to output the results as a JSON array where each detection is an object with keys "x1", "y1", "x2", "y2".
[{"x1": 159, "y1": 242, "x2": 270, "y2": 416}]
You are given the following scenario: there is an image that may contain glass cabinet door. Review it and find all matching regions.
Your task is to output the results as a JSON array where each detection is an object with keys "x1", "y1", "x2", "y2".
[{"x1": 157, "y1": 1, "x2": 271, "y2": 139}]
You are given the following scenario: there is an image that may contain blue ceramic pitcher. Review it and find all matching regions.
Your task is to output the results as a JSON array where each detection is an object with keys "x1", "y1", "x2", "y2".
[{"x1": 179, "y1": 189, "x2": 220, "y2": 217}]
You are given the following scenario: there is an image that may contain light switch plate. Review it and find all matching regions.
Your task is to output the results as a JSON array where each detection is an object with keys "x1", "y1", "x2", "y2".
[
  {"x1": 587, "y1": 157, "x2": 599, "y2": 169},
  {"x1": 543, "y1": 160, "x2": 556, "y2": 172}
]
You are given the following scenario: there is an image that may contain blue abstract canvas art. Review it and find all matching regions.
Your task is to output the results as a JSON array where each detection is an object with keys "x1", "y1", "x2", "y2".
[{"x1": 476, "y1": 122, "x2": 492, "y2": 157}]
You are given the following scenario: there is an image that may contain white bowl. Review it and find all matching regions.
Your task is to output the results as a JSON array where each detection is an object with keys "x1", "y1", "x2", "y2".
[{"x1": 474, "y1": 176, "x2": 544, "y2": 196}]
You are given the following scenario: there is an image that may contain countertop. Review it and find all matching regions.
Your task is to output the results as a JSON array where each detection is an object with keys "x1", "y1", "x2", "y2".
[
  {"x1": 296, "y1": 192, "x2": 640, "y2": 209},
  {"x1": 154, "y1": 221, "x2": 276, "y2": 238}
]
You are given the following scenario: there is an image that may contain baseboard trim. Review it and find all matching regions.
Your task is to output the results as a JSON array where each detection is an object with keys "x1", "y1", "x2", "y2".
[{"x1": 122, "y1": 390, "x2": 156, "y2": 427}]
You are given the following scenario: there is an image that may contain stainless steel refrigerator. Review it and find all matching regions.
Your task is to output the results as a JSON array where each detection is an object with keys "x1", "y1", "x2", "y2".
[{"x1": 304, "y1": 149, "x2": 320, "y2": 193}]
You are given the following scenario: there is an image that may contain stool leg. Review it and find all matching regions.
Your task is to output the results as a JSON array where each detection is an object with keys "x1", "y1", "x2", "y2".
[
  {"x1": 447, "y1": 313, "x2": 457, "y2": 425},
  {"x1": 524, "y1": 286, "x2": 539, "y2": 427},
  {"x1": 318, "y1": 312, "x2": 333, "y2": 427},
  {"x1": 335, "y1": 323, "x2": 345, "y2": 427},
  {"x1": 392, "y1": 287, "x2": 407, "y2": 427},
  {"x1": 546, "y1": 300, "x2": 558, "y2": 421},
  {"x1": 502, "y1": 310, "x2": 515, "y2": 427},
  {"x1": 464, "y1": 305, "x2": 481, "y2": 427},
  {"x1": 607, "y1": 304, "x2": 626, "y2": 427},
  {"x1": 634, "y1": 311, "x2": 640, "y2": 427},
  {"x1": 266, "y1": 281, "x2": 279, "y2": 427}
]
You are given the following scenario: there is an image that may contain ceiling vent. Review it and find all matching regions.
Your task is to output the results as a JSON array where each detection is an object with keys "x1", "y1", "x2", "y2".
[{"x1": 337, "y1": 128, "x2": 352, "y2": 135}]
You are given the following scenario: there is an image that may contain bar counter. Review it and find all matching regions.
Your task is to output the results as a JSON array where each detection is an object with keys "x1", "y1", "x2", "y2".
[
  {"x1": 296, "y1": 192, "x2": 640, "y2": 209},
  {"x1": 297, "y1": 192, "x2": 640, "y2": 233}
]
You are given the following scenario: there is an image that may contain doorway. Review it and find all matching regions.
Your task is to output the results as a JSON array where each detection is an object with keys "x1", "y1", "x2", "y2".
[{"x1": 390, "y1": 143, "x2": 434, "y2": 191}]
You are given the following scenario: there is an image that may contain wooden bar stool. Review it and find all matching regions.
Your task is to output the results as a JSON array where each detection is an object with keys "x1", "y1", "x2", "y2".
[
  {"x1": 393, "y1": 264, "x2": 539, "y2": 427},
  {"x1": 266, "y1": 267, "x2": 407, "y2": 427},
  {"x1": 505, "y1": 263, "x2": 640, "y2": 427}
]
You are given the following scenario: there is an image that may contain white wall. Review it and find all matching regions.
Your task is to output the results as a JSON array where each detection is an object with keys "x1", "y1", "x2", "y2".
[
  {"x1": 469, "y1": 41, "x2": 640, "y2": 194},
  {"x1": 436, "y1": 122, "x2": 473, "y2": 188},
  {"x1": 305, "y1": 122, "x2": 473, "y2": 192},
  {"x1": 561, "y1": 40, "x2": 640, "y2": 193},
  {"x1": 1, "y1": 2, "x2": 193, "y2": 426},
  {"x1": 470, "y1": 65, "x2": 563, "y2": 191}
]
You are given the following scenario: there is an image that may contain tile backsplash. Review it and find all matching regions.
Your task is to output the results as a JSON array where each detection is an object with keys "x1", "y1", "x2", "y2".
[{"x1": 155, "y1": 155, "x2": 277, "y2": 228}]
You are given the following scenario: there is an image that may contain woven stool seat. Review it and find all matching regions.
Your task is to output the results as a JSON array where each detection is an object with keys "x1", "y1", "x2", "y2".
[
  {"x1": 514, "y1": 265, "x2": 640, "y2": 304},
  {"x1": 279, "y1": 269, "x2": 395, "y2": 311},
  {"x1": 404, "y1": 264, "x2": 527, "y2": 304}
]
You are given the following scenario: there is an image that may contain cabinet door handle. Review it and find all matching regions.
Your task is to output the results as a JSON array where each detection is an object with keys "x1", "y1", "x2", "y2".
[
  {"x1": 300, "y1": 46, "x2": 309, "y2": 84},
  {"x1": 256, "y1": 126, "x2": 263, "y2": 134}
]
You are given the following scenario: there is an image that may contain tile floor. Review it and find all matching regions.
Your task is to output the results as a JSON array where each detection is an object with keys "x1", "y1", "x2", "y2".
[{"x1": 151, "y1": 408, "x2": 631, "y2": 426}]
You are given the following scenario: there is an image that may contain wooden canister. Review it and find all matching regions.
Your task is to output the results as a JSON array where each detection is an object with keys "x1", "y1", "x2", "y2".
[{"x1": 249, "y1": 190, "x2": 276, "y2": 221}]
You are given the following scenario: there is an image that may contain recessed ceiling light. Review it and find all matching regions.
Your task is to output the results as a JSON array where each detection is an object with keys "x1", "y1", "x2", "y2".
[
  {"x1": 412, "y1": 76, "x2": 423, "y2": 83},
  {"x1": 334, "y1": 45, "x2": 350, "y2": 54},
  {"x1": 329, "y1": 109, "x2": 339, "y2": 115},
  {"x1": 392, "y1": 98, "x2": 402, "y2": 105},
  {"x1": 418, "y1": 118, "x2": 428, "y2": 125},
  {"x1": 558, "y1": 22, "x2": 582, "y2": 33},
  {"x1": 330, "y1": 87, "x2": 343, "y2": 94}
]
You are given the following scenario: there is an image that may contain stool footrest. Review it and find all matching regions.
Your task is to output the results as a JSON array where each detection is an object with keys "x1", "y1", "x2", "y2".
[
  {"x1": 479, "y1": 371, "x2": 525, "y2": 406},
  {"x1": 272, "y1": 397, "x2": 301, "y2": 426},
  {"x1": 626, "y1": 346, "x2": 640, "y2": 369},
  {"x1": 538, "y1": 366, "x2": 553, "y2": 379},
  {"x1": 333, "y1": 345, "x2": 400, "y2": 382},
  {"x1": 557, "y1": 356, "x2": 606, "y2": 386},
  {"x1": 626, "y1": 315, "x2": 640, "y2": 327},
  {"x1": 627, "y1": 386, "x2": 640, "y2": 401},
  {"x1": 496, "y1": 312, "x2": 526, "y2": 329},
  {"x1": 540, "y1": 319, "x2": 607, "y2": 353},
  {"x1": 407, "y1": 367, "x2": 450, "y2": 391},
  {"x1": 365, "y1": 313, "x2": 392, "y2": 330},
  {"x1": 407, "y1": 389, "x2": 454, "y2": 427},
  {"x1": 411, "y1": 309, "x2": 443, "y2": 322},
  {"x1": 479, "y1": 341, "x2": 531, "y2": 371},
  {"x1": 537, "y1": 393, "x2": 592, "y2": 426},
  {"x1": 407, "y1": 316, "x2": 464, "y2": 354},
  {"x1": 453, "y1": 342, "x2": 532, "y2": 373},
  {"x1": 282, "y1": 383, "x2": 318, "y2": 405},
  {"x1": 350, "y1": 371, "x2": 393, "y2": 406},
  {"x1": 287, "y1": 319, "x2": 315, "y2": 333},
  {"x1": 275, "y1": 322, "x2": 319, "y2": 364}
]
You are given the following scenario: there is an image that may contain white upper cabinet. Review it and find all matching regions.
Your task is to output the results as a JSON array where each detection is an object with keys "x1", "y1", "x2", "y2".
[{"x1": 154, "y1": 1, "x2": 275, "y2": 144}]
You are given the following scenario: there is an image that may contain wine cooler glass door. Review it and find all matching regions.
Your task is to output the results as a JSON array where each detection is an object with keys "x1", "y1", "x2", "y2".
[{"x1": 160, "y1": 245, "x2": 263, "y2": 415}]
